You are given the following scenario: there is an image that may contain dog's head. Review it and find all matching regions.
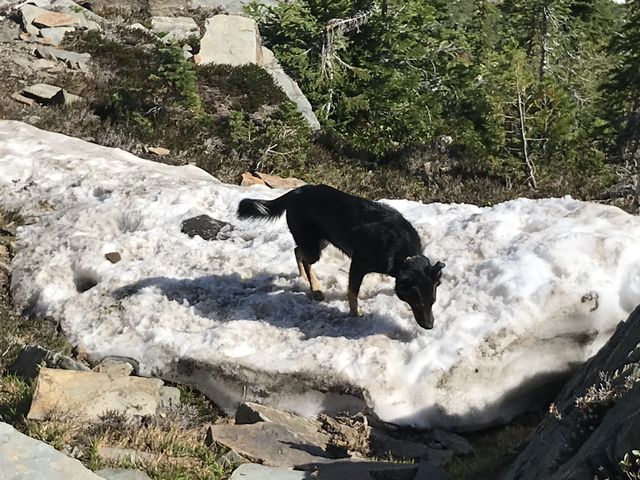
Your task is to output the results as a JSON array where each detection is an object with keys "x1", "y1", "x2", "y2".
[{"x1": 395, "y1": 256, "x2": 445, "y2": 330}]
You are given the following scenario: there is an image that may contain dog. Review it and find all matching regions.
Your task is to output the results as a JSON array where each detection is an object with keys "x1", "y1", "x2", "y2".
[{"x1": 237, "y1": 184, "x2": 445, "y2": 329}]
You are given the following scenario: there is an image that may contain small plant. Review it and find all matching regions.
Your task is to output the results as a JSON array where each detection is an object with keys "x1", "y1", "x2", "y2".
[{"x1": 621, "y1": 450, "x2": 640, "y2": 480}]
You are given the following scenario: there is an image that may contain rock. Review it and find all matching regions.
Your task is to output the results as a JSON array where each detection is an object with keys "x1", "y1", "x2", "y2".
[
  {"x1": 217, "y1": 449, "x2": 249, "y2": 469},
  {"x1": 158, "y1": 386, "x2": 181, "y2": 408},
  {"x1": 423, "y1": 448, "x2": 453, "y2": 468},
  {"x1": 32, "y1": 58, "x2": 59, "y2": 70},
  {"x1": 39, "y1": 26, "x2": 75, "y2": 45},
  {"x1": 229, "y1": 463, "x2": 308, "y2": 480},
  {"x1": 35, "y1": 46, "x2": 91, "y2": 69},
  {"x1": 0, "y1": 422, "x2": 103, "y2": 479},
  {"x1": 190, "y1": 0, "x2": 281, "y2": 15},
  {"x1": 0, "y1": 24, "x2": 19, "y2": 42},
  {"x1": 240, "y1": 172, "x2": 305, "y2": 189},
  {"x1": 431, "y1": 429, "x2": 473, "y2": 456},
  {"x1": 149, "y1": 0, "x2": 188, "y2": 16},
  {"x1": 196, "y1": 14, "x2": 262, "y2": 66},
  {"x1": 93, "y1": 358, "x2": 134, "y2": 377},
  {"x1": 9, "y1": 344, "x2": 90, "y2": 379},
  {"x1": 10, "y1": 92, "x2": 35, "y2": 106},
  {"x1": 22, "y1": 83, "x2": 80, "y2": 105},
  {"x1": 32, "y1": 11, "x2": 79, "y2": 28},
  {"x1": 301, "y1": 459, "x2": 430, "y2": 480},
  {"x1": 105, "y1": 251, "x2": 122, "y2": 263},
  {"x1": 369, "y1": 431, "x2": 429, "y2": 460},
  {"x1": 499, "y1": 306, "x2": 640, "y2": 480},
  {"x1": 20, "y1": 4, "x2": 50, "y2": 34},
  {"x1": 22, "y1": 82, "x2": 62, "y2": 103},
  {"x1": 27, "y1": 367, "x2": 168, "y2": 421},
  {"x1": 94, "y1": 469, "x2": 152, "y2": 480},
  {"x1": 261, "y1": 47, "x2": 320, "y2": 131},
  {"x1": 206, "y1": 422, "x2": 332, "y2": 468},
  {"x1": 181, "y1": 215, "x2": 232, "y2": 241},
  {"x1": 147, "y1": 146, "x2": 170, "y2": 156},
  {"x1": 150, "y1": 16, "x2": 199, "y2": 42},
  {"x1": 96, "y1": 446, "x2": 157, "y2": 464}
]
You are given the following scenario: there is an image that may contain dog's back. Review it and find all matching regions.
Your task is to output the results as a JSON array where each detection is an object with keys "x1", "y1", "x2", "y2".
[{"x1": 238, "y1": 184, "x2": 422, "y2": 275}]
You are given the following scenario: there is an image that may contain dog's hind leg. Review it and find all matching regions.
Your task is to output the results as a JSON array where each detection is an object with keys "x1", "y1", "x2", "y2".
[
  {"x1": 295, "y1": 247, "x2": 324, "y2": 301},
  {"x1": 348, "y1": 258, "x2": 366, "y2": 317}
]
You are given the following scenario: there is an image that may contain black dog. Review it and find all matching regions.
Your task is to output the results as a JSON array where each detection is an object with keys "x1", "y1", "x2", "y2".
[{"x1": 237, "y1": 184, "x2": 445, "y2": 329}]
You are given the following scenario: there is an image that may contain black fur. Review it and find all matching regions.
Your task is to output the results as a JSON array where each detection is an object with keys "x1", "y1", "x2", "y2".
[{"x1": 237, "y1": 184, "x2": 445, "y2": 329}]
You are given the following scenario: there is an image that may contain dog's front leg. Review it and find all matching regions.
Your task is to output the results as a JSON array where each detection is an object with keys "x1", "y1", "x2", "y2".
[{"x1": 348, "y1": 260, "x2": 366, "y2": 317}]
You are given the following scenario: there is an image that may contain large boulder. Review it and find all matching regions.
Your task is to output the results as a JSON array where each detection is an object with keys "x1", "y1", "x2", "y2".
[
  {"x1": 0, "y1": 422, "x2": 103, "y2": 480},
  {"x1": 196, "y1": 14, "x2": 262, "y2": 66},
  {"x1": 500, "y1": 305, "x2": 640, "y2": 480}
]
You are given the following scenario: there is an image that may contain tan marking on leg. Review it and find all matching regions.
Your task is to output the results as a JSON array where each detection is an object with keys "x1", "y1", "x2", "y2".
[
  {"x1": 294, "y1": 248, "x2": 308, "y2": 281},
  {"x1": 295, "y1": 248, "x2": 323, "y2": 300}
]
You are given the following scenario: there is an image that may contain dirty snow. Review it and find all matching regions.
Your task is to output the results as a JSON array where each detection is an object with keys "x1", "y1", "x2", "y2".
[{"x1": 1, "y1": 120, "x2": 639, "y2": 429}]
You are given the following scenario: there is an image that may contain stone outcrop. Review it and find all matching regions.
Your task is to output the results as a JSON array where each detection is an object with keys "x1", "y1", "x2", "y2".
[
  {"x1": 197, "y1": 14, "x2": 262, "y2": 66},
  {"x1": 150, "y1": 16, "x2": 200, "y2": 42},
  {"x1": 27, "y1": 367, "x2": 181, "y2": 421},
  {"x1": 0, "y1": 422, "x2": 103, "y2": 480},
  {"x1": 500, "y1": 305, "x2": 640, "y2": 480},
  {"x1": 197, "y1": 15, "x2": 320, "y2": 130}
]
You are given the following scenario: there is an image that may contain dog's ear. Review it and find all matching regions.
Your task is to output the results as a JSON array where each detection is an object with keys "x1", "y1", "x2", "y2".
[{"x1": 430, "y1": 261, "x2": 445, "y2": 283}]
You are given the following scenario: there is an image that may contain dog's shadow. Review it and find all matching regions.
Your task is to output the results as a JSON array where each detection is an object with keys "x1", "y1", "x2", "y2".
[{"x1": 113, "y1": 274, "x2": 414, "y2": 341}]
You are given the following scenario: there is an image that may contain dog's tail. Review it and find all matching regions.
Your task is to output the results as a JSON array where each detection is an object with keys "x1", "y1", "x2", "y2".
[{"x1": 237, "y1": 191, "x2": 292, "y2": 221}]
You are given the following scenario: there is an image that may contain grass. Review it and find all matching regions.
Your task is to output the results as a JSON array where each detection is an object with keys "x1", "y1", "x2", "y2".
[{"x1": 446, "y1": 413, "x2": 542, "y2": 480}]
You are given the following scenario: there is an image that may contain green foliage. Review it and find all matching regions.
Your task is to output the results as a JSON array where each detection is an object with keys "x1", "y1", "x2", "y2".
[{"x1": 253, "y1": 0, "x2": 624, "y2": 192}]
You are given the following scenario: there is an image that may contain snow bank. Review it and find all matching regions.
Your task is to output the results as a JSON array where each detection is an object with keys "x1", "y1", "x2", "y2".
[{"x1": 1, "y1": 120, "x2": 639, "y2": 429}]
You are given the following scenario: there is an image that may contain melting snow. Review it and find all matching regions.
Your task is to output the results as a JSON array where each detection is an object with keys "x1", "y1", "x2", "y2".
[{"x1": 1, "y1": 120, "x2": 639, "y2": 429}]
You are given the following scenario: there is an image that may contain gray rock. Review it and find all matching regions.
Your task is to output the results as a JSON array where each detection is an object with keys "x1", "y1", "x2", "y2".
[
  {"x1": 302, "y1": 460, "x2": 428, "y2": 480},
  {"x1": 423, "y1": 448, "x2": 453, "y2": 468},
  {"x1": 206, "y1": 422, "x2": 332, "y2": 468},
  {"x1": 10, "y1": 92, "x2": 35, "y2": 106},
  {"x1": 149, "y1": 0, "x2": 188, "y2": 16},
  {"x1": 181, "y1": 215, "x2": 232, "y2": 241},
  {"x1": 196, "y1": 14, "x2": 262, "y2": 66},
  {"x1": 28, "y1": 367, "x2": 169, "y2": 421},
  {"x1": 0, "y1": 422, "x2": 103, "y2": 480},
  {"x1": 94, "y1": 469, "x2": 152, "y2": 480},
  {"x1": 262, "y1": 47, "x2": 320, "y2": 131},
  {"x1": 217, "y1": 449, "x2": 249, "y2": 469},
  {"x1": 22, "y1": 82, "x2": 62, "y2": 102},
  {"x1": 158, "y1": 386, "x2": 181, "y2": 408},
  {"x1": 369, "y1": 430, "x2": 428, "y2": 460},
  {"x1": 35, "y1": 46, "x2": 90, "y2": 69},
  {"x1": 105, "y1": 252, "x2": 122, "y2": 263},
  {"x1": 150, "y1": 16, "x2": 199, "y2": 42},
  {"x1": 432, "y1": 429, "x2": 473, "y2": 456},
  {"x1": 20, "y1": 4, "x2": 50, "y2": 34},
  {"x1": 22, "y1": 83, "x2": 80, "y2": 105},
  {"x1": 9, "y1": 344, "x2": 90, "y2": 379},
  {"x1": 39, "y1": 26, "x2": 75, "y2": 44},
  {"x1": 189, "y1": 0, "x2": 281, "y2": 14},
  {"x1": 93, "y1": 358, "x2": 134, "y2": 377},
  {"x1": 0, "y1": 24, "x2": 19, "y2": 42},
  {"x1": 229, "y1": 464, "x2": 309, "y2": 480},
  {"x1": 500, "y1": 306, "x2": 640, "y2": 480}
]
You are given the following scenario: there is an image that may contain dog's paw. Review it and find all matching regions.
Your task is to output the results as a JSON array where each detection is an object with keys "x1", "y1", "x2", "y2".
[{"x1": 312, "y1": 290, "x2": 325, "y2": 301}]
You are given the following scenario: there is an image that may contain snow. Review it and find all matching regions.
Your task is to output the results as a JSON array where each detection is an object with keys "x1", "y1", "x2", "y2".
[{"x1": 1, "y1": 120, "x2": 639, "y2": 430}]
